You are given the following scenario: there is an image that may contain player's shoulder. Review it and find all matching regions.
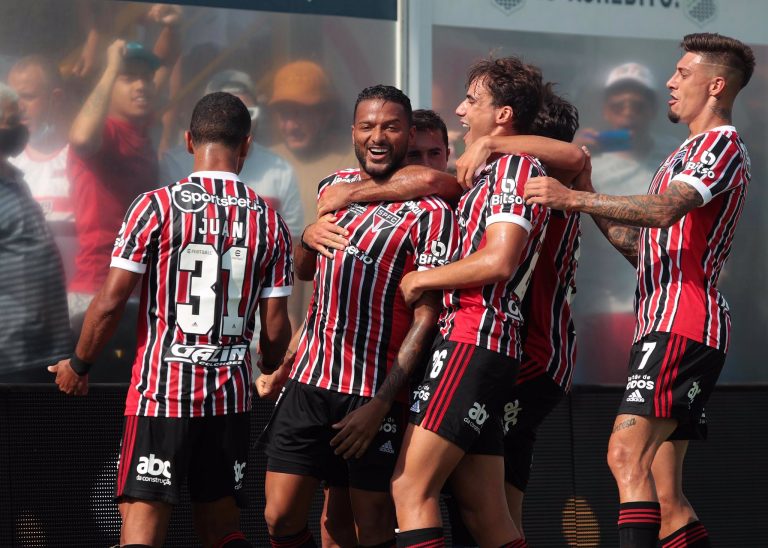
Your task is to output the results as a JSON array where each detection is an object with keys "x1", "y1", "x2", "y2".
[
  {"x1": 489, "y1": 152, "x2": 544, "y2": 175},
  {"x1": 326, "y1": 168, "x2": 362, "y2": 185}
]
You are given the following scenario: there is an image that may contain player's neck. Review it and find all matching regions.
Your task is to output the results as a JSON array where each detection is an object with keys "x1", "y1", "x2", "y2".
[
  {"x1": 687, "y1": 103, "x2": 732, "y2": 137},
  {"x1": 192, "y1": 146, "x2": 241, "y2": 175}
]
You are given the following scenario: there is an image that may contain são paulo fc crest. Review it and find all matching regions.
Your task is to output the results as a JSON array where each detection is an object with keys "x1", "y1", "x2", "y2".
[
  {"x1": 491, "y1": 0, "x2": 525, "y2": 15},
  {"x1": 372, "y1": 206, "x2": 401, "y2": 233},
  {"x1": 683, "y1": 0, "x2": 717, "y2": 27}
]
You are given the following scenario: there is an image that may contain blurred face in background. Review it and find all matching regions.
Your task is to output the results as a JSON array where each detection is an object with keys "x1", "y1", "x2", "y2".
[
  {"x1": 273, "y1": 102, "x2": 330, "y2": 154},
  {"x1": 603, "y1": 87, "x2": 656, "y2": 135},
  {"x1": 110, "y1": 60, "x2": 156, "y2": 121},
  {"x1": 8, "y1": 64, "x2": 61, "y2": 141},
  {"x1": 406, "y1": 129, "x2": 449, "y2": 172}
]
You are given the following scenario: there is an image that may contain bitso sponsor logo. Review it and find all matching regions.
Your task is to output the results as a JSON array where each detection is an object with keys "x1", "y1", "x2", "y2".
[
  {"x1": 136, "y1": 454, "x2": 172, "y2": 486},
  {"x1": 172, "y1": 182, "x2": 263, "y2": 214},
  {"x1": 464, "y1": 402, "x2": 489, "y2": 434},
  {"x1": 233, "y1": 461, "x2": 246, "y2": 489},
  {"x1": 418, "y1": 241, "x2": 449, "y2": 267},
  {"x1": 165, "y1": 343, "x2": 248, "y2": 367},
  {"x1": 503, "y1": 400, "x2": 522, "y2": 434}
]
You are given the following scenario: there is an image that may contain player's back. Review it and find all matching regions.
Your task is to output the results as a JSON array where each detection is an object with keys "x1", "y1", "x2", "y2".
[{"x1": 113, "y1": 171, "x2": 293, "y2": 417}]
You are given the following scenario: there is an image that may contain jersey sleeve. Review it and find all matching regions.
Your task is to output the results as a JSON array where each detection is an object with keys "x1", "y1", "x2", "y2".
[
  {"x1": 673, "y1": 131, "x2": 748, "y2": 205},
  {"x1": 110, "y1": 193, "x2": 161, "y2": 274},
  {"x1": 486, "y1": 155, "x2": 547, "y2": 234},
  {"x1": 411, "y1": 202, "x2": 459, "y2": 272},
  {"x1": 260, "y1": 212, "x2": 294, "y2": 298}
]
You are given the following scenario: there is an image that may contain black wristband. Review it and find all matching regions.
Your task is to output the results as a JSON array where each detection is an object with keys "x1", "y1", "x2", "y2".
[
  {"x1": 69, "y1": 354, "x2": 93, "y2": 377},
  {"x1": 300, "y1": 228, "x2": 315, "y2": 252}
]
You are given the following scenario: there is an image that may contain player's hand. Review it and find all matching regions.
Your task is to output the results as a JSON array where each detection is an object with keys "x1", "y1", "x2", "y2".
[
  {"x1": 105, "y1": 40, "x2": 127, "y2": 73},
  {"x1": 317, "y1": 185, "x2": 354, "y2": 217},
  {"x1": 456, "y1": 135, "x2": 492, "y2": 190},
  {"x1": 330, "y1": 397, "x2": 390, "y2": 459},
  {"x1": 399, "y1": 271, "x2": 425, "y2": 308},
  {"x1": 48, "y1": 360, "x2": 89, "y2": 397},
  {"x1": 255, "y1": 364, "x2": 290, "y2": 400},
  {"x1": 573, "y1": 128, "x2": 601, "y2": 153},
  {"x1": 524, "y1": 176, "x2": 575, "y2": 210},
  {"x1": 302, "y1": 215, "x2": 349, "y2": 259},
  {"x1": 147, "y1": 4, "x2": 183, "y2": 26},
  {"x1": 571, "y1": 146, "x2": 594, "y2": 193}
]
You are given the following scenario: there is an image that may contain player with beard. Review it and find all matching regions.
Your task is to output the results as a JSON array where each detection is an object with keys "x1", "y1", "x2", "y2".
[
  {"x1": 260, "y1": 85, "x2": 457, "y2": 548},
  {"x1": 524, "y1": 33, "x2": 754, "y2": 548}
]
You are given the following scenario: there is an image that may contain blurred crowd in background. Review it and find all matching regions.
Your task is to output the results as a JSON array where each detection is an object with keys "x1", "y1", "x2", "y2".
[{"x1": 0, "y1": 0, "x2": 765, "y2": 384}]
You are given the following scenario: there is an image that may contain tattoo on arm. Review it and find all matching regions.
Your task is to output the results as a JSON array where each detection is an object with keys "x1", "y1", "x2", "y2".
[
  {"x1": 374, "y1": 296, "x2": 439, "y2": 405},
  {"x1": 612, "y1": 417, "x2": 637, "y2": 433},
  {"x1": 590, "y1": 216, "x2": 640, "y2": 267},
  {"x1": 575, "y1": 181, "x2": 702, "y2": 228}
]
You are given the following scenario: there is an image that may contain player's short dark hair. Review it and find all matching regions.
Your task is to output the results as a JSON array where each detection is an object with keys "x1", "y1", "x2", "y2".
[
  {"x1": 413, "y1": 109, "x2": 448, "y2": 150},
  {"x1": 189, "y1": 92, "x2": 251, "y2": 149},
  {"x1": 354, "y1": 85, "x2": 412, "y2": 125},
  {"x1": 531, "y1": 83, "x2": 579, "y2": 143},
  {"x1": 681, "y1": 33, "x2": 755, "y2": 89},
  {"x1": 466, "y1": 57, "x2": 543, "y2": 134}
]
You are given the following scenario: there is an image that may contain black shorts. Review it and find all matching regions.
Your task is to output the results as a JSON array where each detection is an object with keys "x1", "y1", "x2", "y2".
[
  {"x1": 260, "y1": 379, "x2": 404, "y2": 492},
  {"x1": 502, "y1": 372, "x2": 565, "y2": 492},
  {"x1": 617, "y1": 331, "x2": 725, "y2": 440},
  {"x1": 409, "y1": 336, "x2": 518, "y2": 455},
  {"x1": 115, "y1": 413, "x2": 250, "y2": 507}
]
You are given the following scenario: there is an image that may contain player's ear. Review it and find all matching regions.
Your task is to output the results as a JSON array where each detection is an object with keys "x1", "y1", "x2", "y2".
[
  {"x1": 709, "y1": 75, "x2": 727, "y2": 98},
  {"x1": 184, "y1": 131, "x2": 194, "y2": 154},
  {"x1": 496, "y1": 105, "x2": 514, "y2": 125}
]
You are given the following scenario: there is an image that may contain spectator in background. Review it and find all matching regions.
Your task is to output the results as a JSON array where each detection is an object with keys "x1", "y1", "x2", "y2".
[
  {"x1": 268, "y1": 60, "x2": 356, "y2": 329},
  {"x1": 162, "y1": 69, "x2": 306, "y2": 330},
  {"x1": 0, "y1": 84, "x2": 71, "y2": 382},
  {"x1": 573, "y1": 62, "x2": 678, "y2": 383},
  {"x1": 8, "y1": 55, "x2": 78, "y2": 282},
  {"x1": 269, "y1": 60, "x2": 357, "y2": 222},
  {"x1": 66, "y1": 40, "x2": 164, "y2": 380}
]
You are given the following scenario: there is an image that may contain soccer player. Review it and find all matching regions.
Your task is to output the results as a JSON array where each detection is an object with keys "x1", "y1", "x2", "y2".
[
  {"x1": 391, "y1": 57, "x2": 547, "y2": 548},
  {"x1": 260, "y1": 85, "x2": 457, "y2": 548},
  {"x1": 50, "y1": 92, "x2": 293, "y2": 548},
  {"x1": 524, "y1": 33, "x2": 755, "y2": 548}
]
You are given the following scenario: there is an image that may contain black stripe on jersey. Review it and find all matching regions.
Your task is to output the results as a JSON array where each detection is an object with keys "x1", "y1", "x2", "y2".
[
  {"x1": 650, "y1": 224, "x2": 672, "y2": 333},
  {"x1": 118, "y1": 195, "x2": 158, "y2": 261},
  {"x1": 638, "y1": 228, "x2": 655, "y2": 331},
  {"x1": 210, "y1": 177, "x2": 228, "y2": 345},
  {"x1": 709, "y1": 149, "x2": 741, "y2": 198}
]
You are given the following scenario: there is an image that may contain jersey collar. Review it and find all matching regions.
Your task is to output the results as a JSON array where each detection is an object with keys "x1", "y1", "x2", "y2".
[{"x1": 188, "y1": 170, "x2": 239, "y2": 181}]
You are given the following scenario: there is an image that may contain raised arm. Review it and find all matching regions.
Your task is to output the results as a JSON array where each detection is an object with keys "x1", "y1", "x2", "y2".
[
  {"x1": 317, "y1": 164, "x2": 462, "y2": 216},
  {"x1": 330, "y1": 291, "x2": 441, "y2": 459},
  {"x1": 69, "y1": 40, "x2": 126, "y2": 158},
  {"x1": 258, "y1": 296, "x2": 292, "y2": 374},
  {"x1": 456, "y1": 134, "x2": 586, "y2": 188}
]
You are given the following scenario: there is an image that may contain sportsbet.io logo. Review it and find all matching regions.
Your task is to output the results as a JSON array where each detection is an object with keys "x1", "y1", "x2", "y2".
[{"x1": 172, "y1": 182, "x2": 263, "y2": 213}]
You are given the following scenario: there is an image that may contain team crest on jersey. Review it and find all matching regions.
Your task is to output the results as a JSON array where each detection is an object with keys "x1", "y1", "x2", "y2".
[{"x1": 372, "y1": 206, "x2": 401, "y2": 233}]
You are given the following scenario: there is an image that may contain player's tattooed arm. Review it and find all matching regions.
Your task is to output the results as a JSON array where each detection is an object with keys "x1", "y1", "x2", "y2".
[
  {"x1": 330, "y1": 292, "x2": 440, "y2": 459},
  {"x1": 317, "y1": 165, "x2": 462, "y2": 216},
  {"x1": 525, "y1": 178, "x2": 703, "y2": 229},
  {"x1": 592, "y1": 218, "x2": 640, "y2": 267}
]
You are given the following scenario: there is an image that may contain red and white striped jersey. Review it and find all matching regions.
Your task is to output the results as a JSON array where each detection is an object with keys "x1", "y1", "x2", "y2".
[
  {"x1": 440, "y1": 154, "x2": 549, "y2": 359},
  {"x1": 111, "y1": 171, "x2": 293, "y2": 417},
  {"x1": 291, "y1": 169, "x2": 458, "y2": 397},
  {"x1": 517, "y1": 209, "x2": 580, "y2": 391},
  {"x1": 634, "y1": 125, "x2": 750, "y2": 351}
]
